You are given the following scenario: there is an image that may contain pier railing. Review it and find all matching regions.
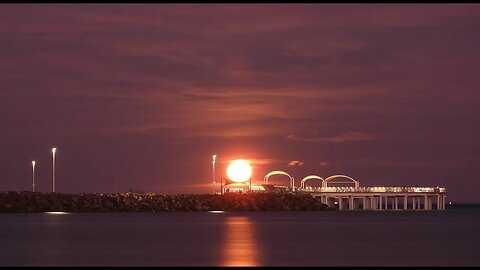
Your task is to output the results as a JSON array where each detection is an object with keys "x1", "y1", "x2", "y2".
[{"x1": 297, "y1": 186, "x2": 446, "y2": 193}]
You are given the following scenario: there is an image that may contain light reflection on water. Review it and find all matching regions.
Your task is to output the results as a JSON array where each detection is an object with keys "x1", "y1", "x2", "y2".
[
  {"x1": 1, "y1": 209, "x2": 480, "y2": 266},
  {"x1": 221, "y1": 216, "x2": 259, "y2": 266}
]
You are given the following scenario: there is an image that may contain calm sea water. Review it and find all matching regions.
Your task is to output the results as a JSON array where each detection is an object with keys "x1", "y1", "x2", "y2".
[{"x1": 1, "y1": 206, "x2": 479, "y2": 266}]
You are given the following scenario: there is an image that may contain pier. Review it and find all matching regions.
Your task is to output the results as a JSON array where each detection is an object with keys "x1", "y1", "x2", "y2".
[
  {"x1": 262, "y1": 172, "x2": 447, "y2": 211},
  {"x1": 297, "y1": 186, "x2": 446, "y2": 210}
]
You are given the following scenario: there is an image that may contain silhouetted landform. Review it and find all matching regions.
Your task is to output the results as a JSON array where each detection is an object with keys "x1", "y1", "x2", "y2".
[{"x1": 0, "y1": 191, "x2": 332, "y2": 213}]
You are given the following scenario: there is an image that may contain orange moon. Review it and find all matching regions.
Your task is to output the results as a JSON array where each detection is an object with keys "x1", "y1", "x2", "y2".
[{"x1": 226, "y1": 159, "x2": 252, "y2": 183}]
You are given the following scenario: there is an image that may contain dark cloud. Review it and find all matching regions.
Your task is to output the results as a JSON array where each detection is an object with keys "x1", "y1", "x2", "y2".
[
  {"x1": 286, "y1": 132, "x2": 378, "y2": 143},
  {"x1": 288, "y1": 160, "x2": 304, "y2": 167}
]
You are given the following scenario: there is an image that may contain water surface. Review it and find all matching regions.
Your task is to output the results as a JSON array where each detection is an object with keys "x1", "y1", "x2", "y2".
[{"x1": 0, "y1": 207, "x2": 479, "y2": 266}]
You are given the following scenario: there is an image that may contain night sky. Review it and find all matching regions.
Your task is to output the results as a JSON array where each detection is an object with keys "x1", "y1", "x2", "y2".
[{"x1": 1, "y1": 4, "x2": 479, "y2": 202}]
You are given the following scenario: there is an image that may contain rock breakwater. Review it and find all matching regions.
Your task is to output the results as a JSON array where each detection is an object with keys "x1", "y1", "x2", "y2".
[{"x1": 0, "y1": 191, "x2": 332, "y2": 213}]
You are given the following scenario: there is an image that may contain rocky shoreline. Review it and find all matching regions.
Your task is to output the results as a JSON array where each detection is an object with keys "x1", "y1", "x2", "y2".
[{"x1": 0, "y1": 191, "x2": 332, "y2": 213}]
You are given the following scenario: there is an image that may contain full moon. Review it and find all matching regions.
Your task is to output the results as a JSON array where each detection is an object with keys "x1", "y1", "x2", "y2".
[{"x1": 226, "y1": 159, "x2": 252, "y2": 183}]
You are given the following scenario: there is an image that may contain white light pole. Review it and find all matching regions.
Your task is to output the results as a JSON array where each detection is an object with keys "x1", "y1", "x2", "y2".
[
  {"x1": 52, "y1": 147, "x2": 56, "y2": 193},
  {"x1": 32, "y1": 161, "x2": 36, "y2": 192},
  {"x1": 212, "y1": 154, "x2": 216, "y2": 194}
]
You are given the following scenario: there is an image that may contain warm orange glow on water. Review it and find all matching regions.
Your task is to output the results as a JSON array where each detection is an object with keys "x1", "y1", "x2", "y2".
[{"x1": 221, "y1": 216, "x2": 259, "y2": 266}]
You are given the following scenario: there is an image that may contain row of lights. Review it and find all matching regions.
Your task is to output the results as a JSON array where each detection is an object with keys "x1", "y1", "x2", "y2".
[
  {"x1": 305, "y1": 186, "x2": 445, "y2": 193},
  {"x1": 31, "y1": 147, "x2": 57, "y2": 193}
]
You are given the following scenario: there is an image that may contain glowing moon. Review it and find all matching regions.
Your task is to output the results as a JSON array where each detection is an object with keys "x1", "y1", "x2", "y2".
[{"x1": 227, "y1": 159, "x2": 252, "y2": 183}]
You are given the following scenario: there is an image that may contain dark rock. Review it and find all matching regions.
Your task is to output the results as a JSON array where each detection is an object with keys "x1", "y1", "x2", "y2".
[
  {"x1": 104, "y1": 200, "x2": 114, "y2": 209},
  {"x1": 0, "y1": 191, "x2": 330, "y2": 213}
]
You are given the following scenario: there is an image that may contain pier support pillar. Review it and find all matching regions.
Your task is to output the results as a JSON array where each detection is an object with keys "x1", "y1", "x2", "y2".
[{"x1": 327, "y1": 197, "x2": 333, "y2": 208}]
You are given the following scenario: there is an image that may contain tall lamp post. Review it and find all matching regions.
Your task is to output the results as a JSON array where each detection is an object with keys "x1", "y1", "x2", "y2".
[
  {"x1": 212, "y1": 154, "x2": 216, "y2": 194},
  {"x1": 32, "y1": 161, "x2": 36, "y2": 192},
  {"x1": 52, "y1": 147, "x2": 56, "y2": 193}
]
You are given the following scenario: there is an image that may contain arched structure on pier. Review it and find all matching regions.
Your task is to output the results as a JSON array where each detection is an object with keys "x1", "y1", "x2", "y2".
[
  {"x1": 323, "y1": 174, "x2": 359, "y2": 188},
  {"x1": 300, "y1": 175, "x2": 325, "y2": 189},
  {"x1": 264, "y1": 171, "x2": 294, "y2": 188}
]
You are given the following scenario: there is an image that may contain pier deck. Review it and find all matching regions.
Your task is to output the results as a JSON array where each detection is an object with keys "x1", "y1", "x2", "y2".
[{"x1": 296, "y1": 187, "x2": 446, "y2": 210}]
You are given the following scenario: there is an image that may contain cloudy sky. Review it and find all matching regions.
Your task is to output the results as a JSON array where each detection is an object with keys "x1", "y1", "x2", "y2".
[{"x1": 1, "y1": 4, "x2": 479, "y2": 202}]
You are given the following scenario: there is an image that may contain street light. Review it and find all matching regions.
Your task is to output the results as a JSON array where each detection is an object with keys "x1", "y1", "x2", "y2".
[
  {"x1": 52, "y1": 147, "x2": 56, "y2": 193},
  {"x1": 32, "y1": 161, "x2": 36, "y2": 192},
  {"x1": 212, "y1": 154, "x2": 216, "y2": 194}
]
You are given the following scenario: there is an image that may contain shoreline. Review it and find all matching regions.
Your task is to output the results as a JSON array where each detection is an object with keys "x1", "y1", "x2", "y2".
[{"x1": 0, "y1": 191, "x2": 332, "y2": 213}]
